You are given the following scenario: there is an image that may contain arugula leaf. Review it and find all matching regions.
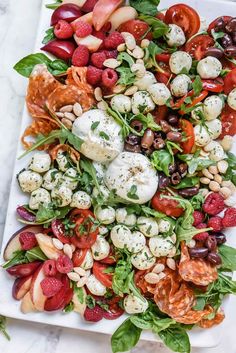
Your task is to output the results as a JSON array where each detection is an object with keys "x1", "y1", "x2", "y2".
[
  {"x1": 80, "y1": 158, "x2": 100, "y2": 190},
  {"x1": 173, "y1": 176, "x2": 200, "y2": 189},
  {"x1": 42, "y1": 27, "x2": 55, "y2": 44},
  {"x1": 132, "y1": 113, "x2": 161, "y2": 132},
  {"x1": 141, "y1": 205, "x2": 166, "y2": 218},
  {"x1": 2, "y1": 250, "x2": 27, "y2": 269},
  {"x1": 46, "y1": 0, "x2": 62, "y2": 9},
  {"x1": 107, "y1": 107, "x2": 141, "y2": 138},
  {"x1": 130, "y1": 0, "x2": 160, "y2": 16},
  {"x1": 189, "y1": 193, "x2": 204, "y2": 210},
  {"x1": 116, "y1": 67, "x2": 136, "y2": 86},
  {"x1": 25, "y1": 247, "x2": 48, "y2": 262},
  {"x1": 192, "y1": 75, "x2": 203, "y2": 96},
  {"x1": 0, "y1": 316, "x2": 10, "y2": 341},
  {"x1": 117, "y1": 52, "x2": 135, "y2": 67},
  {"x1": 111, "y1": 318, "x2": 142, "y2": 353},
  {"x1": 139, "y1": 15, "x2": 169, "y2": 38},
  {"x1": 178, "y1": 152, "x2": 215, "y2": 174},
  {"x1": 127, "y1": 185, "x2": 139, "y2": 200},
  {"x1": 151, "y1": 149, "x2": 173, "y2": 176},
  {"x1": 218, "y1": 244, "x2": 236, "y2": 271},
  {"x1": 158, "y1": 326, "x2": 190, "y2": 353},
  {"x1": 144, "y1": 41, "x2": 164, "y2": 69}
]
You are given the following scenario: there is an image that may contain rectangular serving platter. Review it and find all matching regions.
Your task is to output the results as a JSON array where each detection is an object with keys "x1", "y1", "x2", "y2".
[{"x1": 0, "y1": 0, "x2": 236, "y2": 348}]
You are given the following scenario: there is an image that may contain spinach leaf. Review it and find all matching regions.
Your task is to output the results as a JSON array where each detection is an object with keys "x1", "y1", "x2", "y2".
[
  {"x1": 48, "y1": 59, "x2": 69, "y2": 76},
  {"x1": 218, "y1": 244, "x2": 236, "y2": 271},
  {"x1": 158, "y1": 326, "x2": 190, "y2": 353},
  {"x1": 151, "y1": 149, "x2": 173, "y2": 176},
  {"x1": 0, "y1": 316, "x2": 10, "y2": 341},
  {"x1": 111, "y1": 318, "x2": 142, "y2": 353},
  {"x1": 2, "y1": 250, "x2": 27, "y2": 269},
  {"x1": 25, "y1": 247, "x2": 48, "y2": 262},
  {"x1": 130, "y1": 0, "x2": 160, "y2": 16},
  {"x1": 139, "y1": 15, "x2": 169, "y2": 38},
  {"x1": 173, "y1": 176, "x2": 200, "y2": 189},
  {"x1": 42, "y1": 27, "x2": 55, "y2": 44},
  {"x1": 80, "y1": 158, "x2": 100, "y2": 190}
]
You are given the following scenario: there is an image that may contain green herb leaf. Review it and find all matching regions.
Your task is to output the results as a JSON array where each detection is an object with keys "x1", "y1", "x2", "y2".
[
  {"x1": 111, "y1": 318, "x2": 142, "y2": 353},
  {"x1": 86, "y1": 295, "x2": 96, "y2": 309},
  {"x1": 80, "y1": 158, "x2": 100, "y2": 190},
  {"x1": 117, "y1": 66, "x2": 136, "y2": 86},
  {"x1": 46, "y1": 0, "x2": 62, "y2": 9},
  {"x1": 141, "y1": 205, "x2": 166, "y2": 218},
  {"x1": 63, "y1": 301, "x2": 74, "y2": 313},
  {"x1": 130, "y1": 0, "x2": 160, "y2": 15},
  {"x1": 25, "y1": 247, "x2": 48, "y2": 262},
  {"x1": 2, "y1": 250, "x2": 27, "y2": 269},
  {"x1": 158, "y1": 326, "x2": 190, "y2": 353},
  {"x1": 139, "y1": 15, "x2": 169, "y2": 38},
  {"x1": 91, "y1": 121, "x2": 100, "y2": 131},
  {"x1": 173, "y1": 176, "x2": 200, "y2": 189},
  {"x1": 74, "y1": 286, "x2": 85, "y2": 304},
  {"x1": 42, "y1": 27, "x2": 55, "y2": 44},
  {"x1": 192, "y1": 75, "x2": 203, "y2": 96},
  {"x1": 48, "y1": 59, "x2": 69, "y2": 76},
  {"x1": 218, "y1": 244, "x2": 236, "y2": 271},
  {"x1": 14, "y1": 53, "x2": 51, "y2": 77},
  {"x1": 193, "y1": 297, "x2": 206, "y2": 311},
  {"x1": 117, "y1": 52, "x2": 135, "y2": 67},
  {"x1": 178, "y1": 152, "x2": 215, "y2": 174},
  {"x1": 151, "y1": 149, "x2": 173, "y2": 176},
  {"x1": 127, "y1": 185, "x2": 139, "y2": 200},
  {"x1": 99, "y1": 131, "x2": 110, "y2": 140},
  {"x1": 0, "y1": 316, "x2": 10, "y2": 341}
]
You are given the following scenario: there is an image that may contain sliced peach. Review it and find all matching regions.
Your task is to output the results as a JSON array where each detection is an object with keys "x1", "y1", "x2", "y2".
[
  {"x1": 35, "y1": 233, "x2": 62, "y2": 260},
  {"x1": 72, "y1": 287, "x2": 87, "y2": 314},
  {"x1": 71, "y1": 11, "x2": 93, "y2": 30},
  {"x1": 93, "y1": 0, "x2": 124, "y2": 31},
  {"x1": 74, "y1": 34, "x2": 103, "y2": 52},
  {"x1": 12, "y1": 275, "x2": 32, "y2": 300},
  {"x1": 109, "y1": 6, "x2": 138, "y2": 31},
  {"x1": 21, "y1": 292, "x2": 37, "y2": 314},
  {"x1": 44, "y1": 275, "x2": 73, "y2": 311},
  {"x1": 30, "y1": 265, "x2": 47, "y2": 311}
]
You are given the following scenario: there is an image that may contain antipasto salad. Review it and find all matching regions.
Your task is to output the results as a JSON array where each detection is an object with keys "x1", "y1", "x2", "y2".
[{"x1": 3, "y1": 0, "x2": 236, "y2": 351}]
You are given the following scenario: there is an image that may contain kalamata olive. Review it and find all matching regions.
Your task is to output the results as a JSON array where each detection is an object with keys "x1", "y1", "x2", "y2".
[
  {"x1": 130, "y1": 119, "x2": 143, "y2": 133},
  {"x1": 166, "y1": 114, "x2": 179, "y2": 126},
  {"x1": 153, "y1": 137, "x2": 165, "y2": 149},
  {"x1": 221, "y1": 33, "x2": 233, "y2": 48},
  {"x1": 178, "y1": 186, "x2": 199, "y2": 198},
  {"x1": 124, "y1": 143, "x2": 141, "y2": 153},
  {"x1": 158, "y1": 173, "x2": 170, "y2": 189},
  {"x1": 205, "y1": 236, "x2": 217, "y2": 252},
  {"x1": 41, "y1": 40, "x2": 76, "y2": 61},
  {"x1": 225, "y1": 18, "x2": 236, "y2": 33},
  {"x1": 125, "y1": 134, "x2": 140, "y2": 146},
  {"x1": 214, "y1": 17, "x2": 226, "y2": 32},
  {"x1": 168, "y1": 162, "x2": 177, "y2": 174},
  {"x1": 167, "y1": 131, "x2": 182, "y2": 142},
  {"x1": 224, "y1": 45, "x2": 236, "y2": 57},
  {"x1": 207, "y1": 252, "x2": 222, "y2": 265},
  {"x1": 232, "y1": 32, "x2": 236, "y2": 44},
  {"x1": 141, "y1": 129, "x2": 155, "y2": 149},
  {"x1": 51, "y1": 4, "x2": 82, "y2": 26},
  {"x1": 205, "y1": 47, "x2": 224, "y2": 59},
  {"x1": 143, "y1": 147, "x2": 154, "y2": 156},
  {"x1": 189, "y1": 247, "x2": 209, "y2": 258},
  {"x1": 178, "y1": 162, "x2": 188, "y2": 176},
  {"x1": 171, "y1": 172, "x2": 181, "y2": 185},
  {"x1": 212, "y1": 232, "x2": 226, "y2": 245},
  {"x1": 16, "y1": 206, "x2": 36, "y2": 222},
  {"x1": 160, "y1": 120, "x2": 171, "y2": 133}
]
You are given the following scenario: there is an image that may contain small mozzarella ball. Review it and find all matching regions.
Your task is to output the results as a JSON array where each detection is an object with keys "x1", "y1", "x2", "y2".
[
  {"x1": 86, "y1": 275, "x2": 107, "y2": 295},
  {"x1": 131, "y1": 91, "x2": 155, "y2": 114},
  {"x1": 194, "y1": 125, "x2": 211, "y2": 147},
  {"x1": 137, "y1": 217, "x2": 159, "y2": 237},
  {"x1": 124, "y1": 294, "x2": 148, "y2": 314},
  {"x1": 147, "y1": 83, "x2": 171, "y2": 105},
  {"x1": 92, "y1": 185, "x2": 110, "y2": 200},
  {"x1": 18, "y1": 170, "x2": 42, "y2": 193},
  {"x1": 205, "y1": 119, "x2": 222, "y2": 139},
  {"x1": 123, "y1": 214, "x2": 137, "y2": 226},
  {"x1": 135, "y1": 71, "x2": 157, "y2": 90},
  {"x1": 99, "y1": 226, "x2": 109, "y2": 235},
  {"x1": 131, "y1": 246, "x2": 156, "y2": 270},
  {"x1": 209, "y1": 143, "x2": 225, "y2": 161},
  {"x1": 29, "y1": 188, "x2": 51, "y2": 210},
  {"x1": 170, "y1": 74, "x2": 192, "y2": 97},
  {"x1": 203, "y1": 95, "x2": 223, "y2": 121},
  {"x1": 169, "y1": 51, "x2": 192, "y2": 74},
  {"x1": 115, "y1": 208, "x2": 127, "y2": 223},
  {"x1": 81, "y1": 250, "x2": 93, "y2": 270},
  {"x1": 166, "y1": 24, "x2": 186, "y2": 47},
  {"x1": 111, "y1": 94, "x2": 132, "y2": 113},
  {"x1": 149, "y1": 236, "x2": 175, "y2": 257},
  {"x1": 96, "y1": 206, "x2": 116, "y2": 224},
  {"x1": 110, "y1": 225, "x2": 131, "y2": 249},
  {"x1": 56, "y1": 150, "x2": 69, "y2": 171},
  {"x1": 70, "y1": 191, "x2": 91, "y2": 209},
  {"x1": 29, "y1": 153, "x2": 51, "y2": 173},
  {"x1": 51, "y1": 185, "x2": 72, "y2": 207},
  {"x1": 191, "y1": 106, "x2": 204, "y2": 121},
  {"x1": 61, "y1": 168, "x2": 78, "y2": 190},
  {"x1": 204, "y1": 140, "x2": 219, "y2": 152},
  {"x1": 227, "y1": 88, "x2": 236, "y2": 110},
  {"x1": 91, "y1": 235, "x2": 110, "y2": 260},
  {"x1": 42, "y1": 169, "x2": 62, "y2": 191},
  {"x1": 158, "y1": 219, "x2": 171, "y2": 234},
  {"x1": 197, "y1": 56, "x2": 222, "y2": 79},
  {"x1": 127, "y1": 231, "x2": 146, "y2": 253}
]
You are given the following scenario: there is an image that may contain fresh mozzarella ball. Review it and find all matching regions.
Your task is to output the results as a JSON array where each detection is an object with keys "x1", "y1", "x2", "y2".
[
  {"x1": 203, "y1": 95, "x2": 223, "y2": 121},
  {"x1": 29, "y1": 153, "x2": 51, "y2": 173},
  {"x1": 92, "y1": 162, "x2": 107, "y2": 179},
  {"x1": 158, "y1": 219, "x2": 171, "y2": 234},
  {"x1": 86, "y1": 275, "x2": 107, "y2": 295},
  {"x1": 70, "y1": 191, "x2": 91, "y2": 209},
  {"x1": 131, "y1": 246, "x2": 156, "y2": 270},
  {"x1": 197, "y1": 56, "x2": 222, "y2": 79},
  {"x1": 72, "y1": 109, "x2": 124, "y2": 163},
  {"x1": 166, "y1": 24, "x2": 186, "y2": 47},
  {"x1": 170, "y1": 74, "x2": 192, "y2": 97},
  {"x1": 137, "y1": 217, "x2": 159, "y2": 237},
  {"x1": 123, "y1": 214, "x2": 137, "y2": 226},
  {"x1": 204, "y1": 140, "x2": 219, "y2": 152},
  {"x1": 124, "y1": 294, "x2": 148, "y2": 314},
  {"x1": 205, "y1": 119, "x2": 222, "y2": 139},
  {"x1": 149, "y1": 236, "x2": 175, "y2": 257},
  {"x1": 18, "y1": 170, "x2": 42, "y2": 193},
  {"x1": 29, "y1": 188, "x2": 51, "y2": 210},
  {"x1": 42, "y1": 169, "x2": 62, "y2": 191},
  {"x1": 227, "y1": 88, "x2": 236, "y2": 110},
  {"x1": 91, "y1": 235, "x2": 110, "y2": 260},
  {"x1": 56, "y1": 150, "x2": 69, "y2": 171},
  {"x1": 51, "y1": 185, "x2": 72, "y2": 207},
  {"x1": 105, "y1": 152, "x2": 158, "y2": 204},
  {"x1": 127, "y1": 231, "x2": 146, "y2": 253},
  {"x1": 209, "y1": 143, "x2": 225, "y2": 161},
  {"x1": 147, "y1": 83, "x2": 171, "y2": 105},
  {"x1": 96, "y1": 206, "x2": 116, "y2": 224},
  {"x1": 111, "y1": 94, "x2": 132, "y2": 113},
  {"x1": 194, "y1": 125, "x2": 211, "y2": 147},
  {"x1": 81, "y1": 250, "x2": 93, "y2": 270},
  {"x1": 191, "y1": 106, "x2": 204, "y2": 121},
  {"x1": 110, "y1": 225, "x2": 131, "y2": 249},
  {"x1": 169, "y1": 51, "x2": 192, "y2": 74},
  {"x1": 135, "y1": 71, "x2": 157, "y2": 90},
  {"x1": 61, "y1": 168, "x2": 78, "y2": 190},
  {"x1": 92, "y1": 185, "x2": 110, "y2": 200},
  {"x1": 131, "y1": 91, "x2": 155, "y2": 114},
  {"x1": 115, "y1": 208, "x2": 127, "y2": 223}
]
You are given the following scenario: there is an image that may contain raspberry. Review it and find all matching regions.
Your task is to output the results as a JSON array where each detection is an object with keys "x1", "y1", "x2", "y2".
[
  {"x1": 72, "y1": 45, "x2": 90, "y2": 67},
  {"x1": 203, "y1": 192, "x2": 225, "y2": 216},
  {"x1": 84, "y1": 305, "x2": 104, "y2": 322},
  {"x1": 104, "y1": 50, "x2": 118, "y2": 59},
  {"x1": 43, "y1": 260, "x2": 57, "y2": 277},
  {"x1": 193, "y1": 211, "x2": 204, "y2": 226},
  {"x1": 54, "y1": 20, "x2": 73, "y2": 39},
  {"x1": 91, "y1": 51, "x2": 106, "y2": 69},
  {"x1": 75, "y1": 21, "x2": 92, "y2": 38},
  {"x1": 102, "y1": 68, "x2": 118, "y2": 88},
  {"x1": 56, "y1": 255, "x2": 73, "y2": 274},
  {"x1": 86, "y1": 65, "x2": 103, "y2": 85},
  {"x1": 222, "y1": 207, "x2": 236, "y2": 227},
  {"x1": 104, "y1": 32, "x2": 125, "y2": 50},
  {"x1": 40, "y1": 277, "x2": 63, "y2": 297},
  {"x1": 193, "y1": 223, "x2": 209, "y2": 242},
  {"x1": 207, "y1": 216, "x2": 223, "y2": 232},
  {"x1": 93, "y1": 30, "x2": 106, "y2": 42},
  {"x1": 19, "y1": 232, "x2": 37, "y2": 250},
  {"x1": 81, "y1": 0, "x2": 98, "y2": 13}
]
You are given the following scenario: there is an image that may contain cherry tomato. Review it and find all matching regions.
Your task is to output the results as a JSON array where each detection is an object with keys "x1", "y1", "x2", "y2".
[
  {"x1": 184, "y1": 34, "x2": 214, "y2": 60},
  {"x1": 72, "y1": 249, "x2": 88, "y2": 267},
  {"x1": 179, "y1": 90, "x2": 208, "y2": 115},
  {"x1": 224, "y1": 68, "x2": 236, "y2": 94},
  {"x1": 220, "y1": 104, "x2": 236, "y2": 138},
  {"x1": 180, "y1": 119, "x2": 195, "y2": 153},
  {"x1": 118, "y1": 19, "x2": 152, "y2": 43},
  {"x1": 202, "y1": 78, "x2": 224, "y2": 93},
  {"x1": 70, "y1": 209, "x2": 98, "y2": 249},
  {"x1": 164, "y1": 4, "x2": 200, "y2": 38},
  {"x1": 156, "y1": 53, "x2": 171, "y2": 63},
  {"x1": 156, "y1": 12, "x2": 165, "y2": 21},
  {"x1": 151, "y1": 191, "x2": 184, "y2": 217},
  {"x1": 103, "y1": 296, "x2": 124, "y2": 320},
  {"x1": 51, "y1": 219, "x2": 71, "y2": 244},
  {"x1": 152, "y1": 105, "x2": 168, "y2": 123},
  {"x1": 207, "y1": 16, "x2": 232, "y2": 34},
  {"x1": 100, "y1": 247, "x2": 116, "y2": 264},
  {"x1": 93, "y1": 262, "x2": 113, "y2": 288}
]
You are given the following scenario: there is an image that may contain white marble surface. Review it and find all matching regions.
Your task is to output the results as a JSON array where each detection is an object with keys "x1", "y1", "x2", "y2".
[{"x1": 0, "y1": 0, "x2": 236, "y2": 352}]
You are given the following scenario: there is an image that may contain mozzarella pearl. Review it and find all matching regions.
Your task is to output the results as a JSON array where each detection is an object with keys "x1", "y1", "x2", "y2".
[
  {"x1": 110, "y1": 225, "x2": 131, "y2": 249},
  {"x1": 169, "y1": 51, "x2": 192, "y2": 74},
  {"x1": 203, "y1": 95, "x2": 223, "y2": 121},
  {"x1": 209, "y1": 143, "x2": 225, "y2": 161},
  {"x1": 29, "y1": 153, "x2": 51, "y2": 173},
  {"x1": 137, "y1": 216, "x2": 159, "y2": 237},
  {"x1": 115, "y1": 208, "x2": 128, "y2": 223},
  {"x1": 91, "y1": 235, "x2": 110, "y2": 260},
  {"x1": 99, "y1": 226, "x2": 109, "y2": 235},
  {"x1": 127, "y1": 231, "x2": 146, "y2": 253},
  {"x1": 227, "y1": 88, "x2": 236, "y2": 110},
  {"x1": 124, "y1": 294, "x2": 148, "y2": 314},
  {"x1": 135, "y1": 71, "x2": 157, "y2": 90},
  {"x1": 86, "y1": 275, "x2": 107, "y2": 295},
  {"x1": 51, "y1": 185, "x2": 72, "y2": 207},
  {"x1": 61, "y1": 168, "x2": 78, "y2": 190},
  {"x1": 111, "y1": 94, "x2": 132, "y2": 113},
  {"x1": 194, "y1": 125, "x2": 211, "y2": 147},
  {"x1": 131, "y1": 91, "x2": 155, "y2": 114},
  {"x1": 166, "y1": 24, "x2": 186, "y2": 47},
  {"x1": 92, "y1": 185, "x2": 110, "y2": 200},
  {"x1": 29, "y1": 188, "x2": 51, "y2": 210},
  {"x1": 158, "y1": 219, "x2": 171, "y2": 234},
  {"x1": 149, "y1": 236, "x2": 175, "y2": 257},
  {"x1": 131, "y1": 246, "x2": 156, "y2": 270},
  {"x1": 70, "y1": 191, "x2": 91, "y2": 209},
  {"x1": 170, "y1": 74, "x2": 192, "y2": 97},
  {"x1": 56, "y1": 150, "x2": 69, "y2": 171},
  {"x1": 96, "y1": 206, "x2": 116, "y2": 224},
  {"x1": 81, "y1": 250, "x2": 93, "y2": 270},
  {"x1": 42, "y1": 169, "x2": 62, "y2": 191},
  {"x1": 205, "y1": 119, "x2": 222, "y2": 139},
  {"x1": 18, "y1": 170, "x2": 42, "y2": 193},
  {"x1": 123, "y1": 214, "x2": 137, "y2": 226},
  {"x1": 147, "y1": 83, "x2": 171, "y2": 105},
  {"x1": 197, "y1": 56, "x2": 222, "y2": 79}
]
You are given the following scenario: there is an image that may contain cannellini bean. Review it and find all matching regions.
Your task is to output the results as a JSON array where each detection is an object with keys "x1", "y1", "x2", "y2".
[
  {"x1": 60, "y1": 105, "x2": 73, "y2": 113},
  {"x1": 166, "y1": 258, "x2": 176, "y2": 270},
  {"x1": 68, "y1": 272, "x2": 81, "y2": 282},
  {"x1": 202, "y1": 168, "x2": 214, "y2": 179},
  {"x1": 52, "y1": 238, "x2": 64, "y2": 250}
]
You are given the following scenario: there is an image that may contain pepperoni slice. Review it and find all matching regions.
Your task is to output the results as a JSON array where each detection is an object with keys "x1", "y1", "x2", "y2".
[
  {"x1": 173, "y1": 305, "x2": 214, "y2": 324},
  {"x1": 198, "y1": 310, "x2": 225, "y2": 328}
]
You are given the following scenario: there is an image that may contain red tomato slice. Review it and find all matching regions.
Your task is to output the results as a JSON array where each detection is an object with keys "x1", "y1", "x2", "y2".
[
  {"x1": 93, "y1": 262, "x2": 113, "y2": 288},
  {"x1": 207, "y1": 16, "x2": 232, "y2": 34},
  {"x1": 164, "y1": 4, "x2": 200, "y2": 38},
  {"x1": 70, "y1": 209, "x2": 98, "y2": 249},
  {"x1": 220, "y1": 104, "x2": 236, "y2": 138},
  {"x1": 156, "y1": 12, "x2": 165, "y2": 21},
  {"x1": 180, "y1": 119, "x2": 195, "y2": 153},
  {"x1": 118, "y1": 19, "x2": 152, "y2": 44},
  {"x1": 151, "y1": 191, "x2": 184, "y2": 218},
  {"x1": 156, "y1": 53, "x2": 171, "y2": 63},
  {"x1": 184, "y1": 34, "x2": 214, "y2": 60},
  {"x1": 224, "y1": 68, "x2": 236, "y2": 94},
  {"x1": 51, "y1": 219, "x2": 71, "y2": 244},
  {"x1": 103, "y1": 296, "x2": 124, "y2": 320},
  {"x1": 202, "y1": 78, "x2": 224, "y2": 93},
  {"x1": 155, "y1": 72, "x2": 169, "y2": 85},
  {"x1": 72, "y1": 249, "x2": 88, "y2": 267}
]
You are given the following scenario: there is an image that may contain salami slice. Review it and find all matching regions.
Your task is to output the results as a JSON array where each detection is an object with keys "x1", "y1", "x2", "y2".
[
  {"x1": 173, "y1": 305, "x2": 214, "y2": 324},
  {"x1": 49, "y1": 144, "x2": 80, "y2": 163},
  {"x1": 198, "y1": 310, "x2": 225, "y2": 328}
]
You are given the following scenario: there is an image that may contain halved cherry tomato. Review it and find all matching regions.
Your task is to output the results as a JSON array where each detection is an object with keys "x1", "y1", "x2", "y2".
[
  {"x1": 202, "y1": 78, "x2": 224, "y2": 93},
  {"x1": 118, "y1": 19, "x2": 152, "y2": 44},
  {"x1": 72, "y1": 248, "x2": 88, "y2": 267},
  {"x1": 207, "y1": 16, "x2": 232, "y2": 34},
  {"x1": 220, "y1": 104, "x2": 236, "y2": 138},
  {"x1": 93, "y1": 262, "x2": 113, "y2": 288},
  {"x1": 156, "y1": 53, "x2": 171, "y2": 63},
  {"x1": 184, "y1": 34, "x2": 214, "y2": 60},
  {"x1": 103, "y1": 296, "x2": 124, "y2": 320},
  {"x1": 224, "y1": 68, "x2": 236, "y2": 94},
  {"x1": 164, "y1": 4, "x2": 200, "y2": 38},
  {"x1": 51, "y1": 219, "x2": 70, "y2": 244},
  {"x1": 180, "y1": 119, "x2": 195, "y2": 153},
  {"x1": 70, "y1": 209, "x2": 94, "y2": 220},
  {"x1": 179, "y1": 90, "x2": 208, "y2": 115},
  {"x1": 151, "y1": 191, "x2": 184, "y2": 218},
  {"x1": 152, "y1": 105, "x2": 168, "y2": 123},
  {"x1": 70, "y1": 209, "x2": 98, "y2": 249}
]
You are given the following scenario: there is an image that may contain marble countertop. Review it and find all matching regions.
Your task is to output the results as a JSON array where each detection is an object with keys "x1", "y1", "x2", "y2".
[{"x1": 0, "y1": 0, "x2": 236, "y2": 352}]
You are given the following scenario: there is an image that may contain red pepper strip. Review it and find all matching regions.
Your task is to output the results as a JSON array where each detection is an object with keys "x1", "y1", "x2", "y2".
[
  {"x1": 179, "y1": 90, "x2": 208, "y2": 115},
  {"x1": 202, "y1": 79, "x2": 224, "y2": 93}
]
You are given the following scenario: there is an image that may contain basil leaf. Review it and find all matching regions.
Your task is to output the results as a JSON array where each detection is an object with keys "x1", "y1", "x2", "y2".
[
  {"x1": 151, "y1": 149, "x2": 173, "y2": 176},
  {"x1": 139, "y1": 14, "x2": 169, "y2": 38},
  {"x1": 219, "y1": 244, "x2": 236, "y2": 271},
  {"x1": 130, "y1": 0, "x2": 159, "y2": 16},
  {"x1": 111, "y1": 318, "x2": 142, "y2": 353},
  {"x1": 158, "y1": 326, "x2": 190, "y2": 353},
  {"x1": 192, "y1": 75, "x2": 203, "y2": 96},
  {"x1": 173, "y1": 176, "x2": 200, "y2": 189},
  {"x1": 2, "y1": 250, "x2": 27, "y2": 269},
  {"x1": 63, "y1": 302, "x2": 74, "y2": 313},
  {"x1": 48, "y1": 59, "x2": 68, "y2": 76},
  {"x1": 14, "y1": 53, "x2": 51, "y2": 77},
  {"x1": 26, "y1": 247, "x2": 48, "y2": 262},
  {"x1": 42, "y1": 27, "x2": 55, "y2": 44},
  {"x1": 130, "y1": 316, "x2": 153, "y2": 330},
  {"x1": 0, "y1": 316, "x2": 10, "y2": 341}
]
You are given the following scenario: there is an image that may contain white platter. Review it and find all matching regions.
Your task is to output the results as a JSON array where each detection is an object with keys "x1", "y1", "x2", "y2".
[{"x1": 0, "y1": 0, "x2": 236, "y2": 348}]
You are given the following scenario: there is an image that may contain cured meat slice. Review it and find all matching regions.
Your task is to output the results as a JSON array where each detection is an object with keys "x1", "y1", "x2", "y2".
[
  {"x1": 173, "y1": 305, "x2": 214, "y2": 324},
  {"x1": 198, "y1": 310, "x2": 225, "y2": 328},
  {"x1": 66, "y1": 66, "x2": 93, "y2": 94},
  {"x1": 21, "y1": 119, "x2": 58, "y2": 149},
  {"x1": 49, "y1": 144, "x2": 80, "y2": 163}
]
